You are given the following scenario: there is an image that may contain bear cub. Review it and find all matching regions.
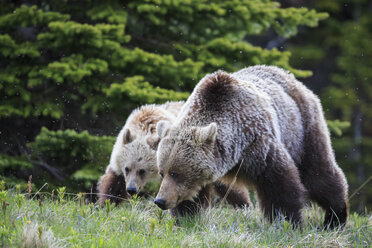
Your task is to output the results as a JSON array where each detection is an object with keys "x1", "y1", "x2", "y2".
[{"x1": 97, "y1": 101, "x2": 184, "y2": 205}]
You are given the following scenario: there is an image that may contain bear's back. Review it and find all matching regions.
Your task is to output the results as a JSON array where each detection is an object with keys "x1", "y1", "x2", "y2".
[
  {"x1": 126, "y1": 103, "x2": 182, "y2": 137},
  {"x1": 160, "y1": 101, "x2": 185, "y2": 117},
  {"x1": 180, "y1": 67, "x2": 305, "y2": 165},
  {"x1": 232, "y1": 66, "x2": 306, "y2": 163}
]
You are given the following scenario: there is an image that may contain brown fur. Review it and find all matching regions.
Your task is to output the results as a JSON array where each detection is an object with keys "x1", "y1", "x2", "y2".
[
  {"x1": 97, "y1": 103, "x2": 183, "y2": 206},
  {"x1": 252, "y1": 143, "x2": 306, "y2": 224},
  {"x1": 157, "y1": 161, "x2": 250, "y2": 217},
  {"x1": 169, "y1": 182, "x2": 250, "y2": 217},
  {"x1": 246, "y1": 66, "x2": 348, "y2": 228},
  {"x1": 300, "y1": 110, "x2": 349, "y2": 228},
  {"x1": 97, "y1": 168, "x2": 128, "y2": 206},
  {"x1": 213, "y1": 182, "x2": 250, "y2": 208},
  {"x1": 155, "y1": 66, "x2": 348, "y2": 228},
  {"x1": 132, "y1": 108, "x2": 168, "y2": 134},
  {"x1": 170, "y1": 184, "x2": 214, "y2": 217}
]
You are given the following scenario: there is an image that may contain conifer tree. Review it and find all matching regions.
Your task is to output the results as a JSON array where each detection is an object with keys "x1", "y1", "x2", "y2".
[{"x1": 0, "y1": 1, "x2": 327, "y2": 191}]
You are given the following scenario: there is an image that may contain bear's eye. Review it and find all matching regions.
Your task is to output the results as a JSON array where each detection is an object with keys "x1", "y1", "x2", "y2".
[
  {"x1": 138, "y1": 169, "x2": 145, "y2": 176},
  {"x1": 159, "y1": 172, "x2": 164, "y2": 178},
  {"x1": 125, "y1": 167, "x2": 130, "y2": 174},
  {"x1": 169, "y1": 172, "x2": 178, "y2": 179}
]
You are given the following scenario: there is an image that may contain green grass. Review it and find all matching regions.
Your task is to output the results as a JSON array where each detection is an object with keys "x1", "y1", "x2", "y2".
[{"x1": 0, "y1": 187, "x2": 371, "y2": 248}]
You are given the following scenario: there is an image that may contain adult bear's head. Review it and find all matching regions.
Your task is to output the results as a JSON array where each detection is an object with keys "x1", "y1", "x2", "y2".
[{"x1": 154, "y1": 121, "x2": 218, "y2": 210}]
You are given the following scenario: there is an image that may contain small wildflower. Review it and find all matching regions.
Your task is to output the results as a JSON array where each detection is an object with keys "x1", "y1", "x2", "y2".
[
  {"x1": 26, "y1": 220, "x2": 31, "y2": 224},
  {"x1": 121, "y1": 217, "x2": 126, "y2": 221}
]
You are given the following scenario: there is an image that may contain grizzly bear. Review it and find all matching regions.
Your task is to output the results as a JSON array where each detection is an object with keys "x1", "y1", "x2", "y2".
[
  {"x1": 97, "y1": 102, "x2": 250, "y2": 214},
  {"x1": 154, "y1": 65, "x2": 349, "y2": 228},
  {"x1": 97, "y1": 101, "x2": 184, "y2": 205}
]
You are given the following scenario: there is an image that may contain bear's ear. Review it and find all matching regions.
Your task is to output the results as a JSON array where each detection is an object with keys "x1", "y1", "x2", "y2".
[
  {"x1": 156, "y1": 120, "x2": 170, "y2": 138},
  {"x1": 123, "y1": 129, "x2": 135, "y2": 144},
  {"x1": 198, "y1": 123, "x2": 217, "y2": 144},
  {"x1": 146, "y1": 135, "x2": 160, "y2": 151}
]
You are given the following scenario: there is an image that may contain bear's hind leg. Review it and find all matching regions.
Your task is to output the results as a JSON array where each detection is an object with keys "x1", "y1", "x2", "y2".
[
  {"x1": 304, "y1": 173, "x2": 348, "y2": 229},
  {"x1": 97, "y1": 168, "x2": 128, "y2": 206},
  {"x1": 300, "y1": 140, "x2": 348, "y2": 229},
  {"x1": 299, "y1": 99, "x2": 348, "y2": 229},
  {"x1": 254, "y1": 144, "x2": 306, "y2": 225}
]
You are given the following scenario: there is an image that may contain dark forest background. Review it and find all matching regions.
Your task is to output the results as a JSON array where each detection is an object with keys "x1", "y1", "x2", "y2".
[{"x1": 0, "y1": 0, "x2": 371, "y2": 213}]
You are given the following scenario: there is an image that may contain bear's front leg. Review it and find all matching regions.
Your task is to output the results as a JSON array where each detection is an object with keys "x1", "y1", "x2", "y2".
[
  {"x1": 213, "y1": 181, "x2": 250, "y2": 208},
  {"x1": 170, "y1": 184, "x2": 213, "y2": 217},
  {"x1": 253, "y1": 144, "x2": 306, "y2": 226},
  {"x1": 97, "y1": 167, "x2": 128, "y2": 206}
]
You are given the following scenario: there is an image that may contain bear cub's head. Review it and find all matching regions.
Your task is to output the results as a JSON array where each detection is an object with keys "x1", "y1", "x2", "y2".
[
  {"x1": 116, "y1": 129, "x2": 160, "y2": 196},
  {"x1": 154, "y1": 121, "x2": 218, "y2": 210}
]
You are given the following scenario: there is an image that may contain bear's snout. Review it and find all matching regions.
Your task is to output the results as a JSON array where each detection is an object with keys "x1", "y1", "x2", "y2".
[
  {"x1": 154, "y1": 198, "x2": 167, "y2": 210},
  {"x1": 127, "y1": 187, "x2": 138, "y2": 195}
]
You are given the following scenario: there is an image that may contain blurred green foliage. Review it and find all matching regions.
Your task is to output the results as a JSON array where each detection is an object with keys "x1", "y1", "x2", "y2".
[{"x1": 27, "y1": 127, "x2": 115, "y2": 190}]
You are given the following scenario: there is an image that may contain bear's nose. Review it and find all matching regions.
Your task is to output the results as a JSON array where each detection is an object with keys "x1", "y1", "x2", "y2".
[
  {"x1": 127, "y1": 187, "x2": 138, "y2": 195},
  {"x1": 154, "y1": 198, "x2": 166, "y2": 210}
]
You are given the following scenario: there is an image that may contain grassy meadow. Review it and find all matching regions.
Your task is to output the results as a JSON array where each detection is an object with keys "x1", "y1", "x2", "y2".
[{"x1": 0, "y1": 183, "x2": 371, "y2": 248}]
